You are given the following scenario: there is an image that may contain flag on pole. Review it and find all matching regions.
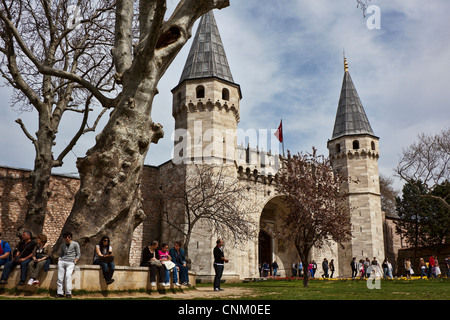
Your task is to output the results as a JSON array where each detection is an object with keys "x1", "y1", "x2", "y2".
[
  {"x1": 274, "y1": 120, "x2": 283, "y2": 143},
  {"x1": 274, "y1": 119, "x2": 285, "y2": 156}
]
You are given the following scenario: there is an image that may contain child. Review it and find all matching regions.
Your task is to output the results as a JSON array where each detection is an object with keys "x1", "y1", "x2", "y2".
[{"x1": 158, "y1": 243, "x2": 180, "y2": 287}]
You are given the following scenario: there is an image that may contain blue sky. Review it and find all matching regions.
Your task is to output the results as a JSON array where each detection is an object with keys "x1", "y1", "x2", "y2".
[{"x1": 1, "y1": 0, "x2": 449, "y2": 191}]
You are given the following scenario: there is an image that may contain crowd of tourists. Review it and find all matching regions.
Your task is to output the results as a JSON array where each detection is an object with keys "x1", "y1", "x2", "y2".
[
  {"x1": 260, "y1": 258, "x2": 337, "y2": 278},
  {"x1": 351, "y1": 255, "x2": 447, "y2": 279},
  {"x1": 0, "y1": 230, "x2": 191, "y2": 298},
  {"x1": 258, "y1": 255, "x2": 450, "y2": 279}
]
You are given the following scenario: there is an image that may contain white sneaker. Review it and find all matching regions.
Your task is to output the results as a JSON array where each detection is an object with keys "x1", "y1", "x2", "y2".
[
  {"x1": 150, "y1": 282, "x2": 156, "y2": 286},
  {"x1": 162, "y1": 282, "x2": 170, "y2": 287},
  {"x1": 175, "y1": 282, "x2": 181, "y2": 286},
  {"x1": 27, "y1": 278, "x2": 34, "y2": 285},
  {"x1": 33, "y1": 280, "x2": 39, "y2": 285}
]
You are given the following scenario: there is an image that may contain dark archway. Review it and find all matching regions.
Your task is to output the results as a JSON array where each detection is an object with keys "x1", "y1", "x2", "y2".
[
  {"x1": 258, "y1": 195, "x2": 297, "y2": 277},
  {"x1": 258, "y1": 230, "x2": 272, "y2": 267}
]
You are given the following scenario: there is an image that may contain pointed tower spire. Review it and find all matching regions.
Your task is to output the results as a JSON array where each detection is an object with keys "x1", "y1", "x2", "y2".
[
  {"x1": 179, "y1": 10, "x2": 234, "y2": 84},
  {"x1": 331, "y1": 57, "x2": 375, "y2": 140},
  {"x1": 327, "y1": 57, "x2": 384, "y2": 277}
]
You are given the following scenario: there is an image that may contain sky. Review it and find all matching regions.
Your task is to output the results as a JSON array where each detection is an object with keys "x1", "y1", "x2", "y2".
[{"x1": 0, "y1": 0, "x2": 449, "y2": 192}]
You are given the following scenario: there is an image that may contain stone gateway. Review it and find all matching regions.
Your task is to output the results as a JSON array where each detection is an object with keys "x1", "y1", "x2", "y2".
[{"x1": 152, "y1": 11, "x2": 384, "y2": 281}]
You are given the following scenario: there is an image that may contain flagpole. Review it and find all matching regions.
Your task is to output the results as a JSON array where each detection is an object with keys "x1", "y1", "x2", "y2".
[
  {"x1": 281, "y1": 119, "x2": 285, "y2": 157},
  {"x1": 274, "y1": 119, "x2": 285, "y2": 157}
]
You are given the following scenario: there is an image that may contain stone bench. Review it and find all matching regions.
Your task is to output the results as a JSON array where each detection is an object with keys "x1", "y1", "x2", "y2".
[{"x1": 0, "y1": 264, "x2": 196, "y2": 292}]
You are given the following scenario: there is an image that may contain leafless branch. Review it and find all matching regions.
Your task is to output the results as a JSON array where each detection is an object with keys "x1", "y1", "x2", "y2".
[{"x1": 396, "y1": 129, "x2": 450, "y2": 209}]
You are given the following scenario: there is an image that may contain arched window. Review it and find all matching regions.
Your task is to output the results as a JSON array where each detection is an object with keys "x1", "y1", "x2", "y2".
[
  {"x1": 353, "y1": 140, "x2": 359, "y2": 150},
  {"x1": 335, "y1": 143, "x2": 341, "y2": 153},
  {"x1": 196, "y1": 85, "x2": 205, "y2": 99},
  {"x1": 371, "y1": 141, "x2": 376, "y2": 151},
  {"x1": 222, "y1": 88, "x2": 230, "y2": 101}
]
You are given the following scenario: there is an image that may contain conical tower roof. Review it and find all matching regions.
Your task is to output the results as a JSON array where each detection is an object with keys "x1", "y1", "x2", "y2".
[
  {"x1": 179, "y1": 10, "x2": 234, "y2": 84},
  {"x1": 331, "y1": 58, "x2": 375, "y2": 140}
]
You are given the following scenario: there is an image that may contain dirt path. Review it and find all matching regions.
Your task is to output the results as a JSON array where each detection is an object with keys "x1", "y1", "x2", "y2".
[{"x1": 0, "y1": 286, "x2": 258, "y2": 300}]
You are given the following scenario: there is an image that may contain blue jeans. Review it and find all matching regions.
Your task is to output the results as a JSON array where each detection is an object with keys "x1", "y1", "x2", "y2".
[
  {"x1": 420, "y1": 267, "x2": 427, "y2": 278},
  {"x1": 1, "y1": 258, "x2": 32, "y2": 282},
  {"x1": 174, "y1": 262, "x2": 189, "y2": 283},
  {"x1": 164, "y1": 265, "x2": 178, "y2": 283},
  {"x1": 93, "y1": 259, "x2": 115, "y2": 281}
]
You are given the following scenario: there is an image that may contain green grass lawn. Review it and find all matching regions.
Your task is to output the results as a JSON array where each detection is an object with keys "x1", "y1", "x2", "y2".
[
  {"x1": 0, "y1": 277, "x2": 448, "y2": 301},
  {"x1": 198, "y1": 277, "x2": 450, "y2": 300}
]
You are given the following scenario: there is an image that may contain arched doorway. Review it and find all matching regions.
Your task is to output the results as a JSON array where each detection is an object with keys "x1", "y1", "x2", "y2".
[
  {"x1": 258, "y1": 196, "x2": 296, "y2": 277},
  {"x1": 258, "y1": 230, "x2": 272, "y2": 267}
]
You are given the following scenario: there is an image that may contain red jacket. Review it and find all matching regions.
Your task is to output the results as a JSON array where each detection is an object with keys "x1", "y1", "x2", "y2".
[{"x1": 429, "y1": 256, "x2": 435, "y2": 266}]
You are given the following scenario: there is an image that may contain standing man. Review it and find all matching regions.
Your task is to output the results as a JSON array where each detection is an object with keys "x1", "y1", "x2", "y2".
[
  {"x1": 350, "y1": 257, "x2": 358, "y2": 279},
  {"x1": 56, "y1": 232, "x2": 81, "y2": 298},
  {"x1": 213, "y1": 238, "x2": 228, "y2": 292},
  {"x1": 329, "y1": 259, "x2": 335, "y2": 278},
  {"x1": 322, "y1": 258, "x2": 329, "y2": 278}
]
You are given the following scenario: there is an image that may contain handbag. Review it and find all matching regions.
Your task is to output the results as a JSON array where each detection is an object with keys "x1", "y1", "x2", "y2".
[
  {"x1": 148, "y1": 249, "x2": 162, "y2": 267},
  {"x1": 163, "y1": 260, "x2": 176, "y2": 270},
  {"x1": 99, "y1": 255, "x2": 114, "y2": 263},
  {"x1": 150, "y1": 259, "x2": 162, "y2": 267}
]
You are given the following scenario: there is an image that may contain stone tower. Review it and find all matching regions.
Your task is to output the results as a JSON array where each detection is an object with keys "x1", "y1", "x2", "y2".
[
  {"x1": 327, "y1": 58, "x2": 385, "y2": 276},
  {"x1": 166, "y1": 11, "x2": 246, "y2": 280},
  {"x1": 171, "y1": 10, "x2": 242, "y2": 164}
]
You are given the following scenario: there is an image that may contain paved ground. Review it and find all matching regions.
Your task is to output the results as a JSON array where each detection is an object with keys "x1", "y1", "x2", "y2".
[{"x1": 0, "y1": 286, "x2": 258, "y2": 299}]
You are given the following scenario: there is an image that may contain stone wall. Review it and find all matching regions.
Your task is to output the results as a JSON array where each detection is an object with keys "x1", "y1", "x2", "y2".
[{"x1": 0, "y1": 264, "x2": 196, "y2": 292}]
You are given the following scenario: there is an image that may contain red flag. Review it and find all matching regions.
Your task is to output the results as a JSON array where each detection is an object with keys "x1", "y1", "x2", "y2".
[{"x1": 274, "y1": 120, "x2": 283, "y2": 143}]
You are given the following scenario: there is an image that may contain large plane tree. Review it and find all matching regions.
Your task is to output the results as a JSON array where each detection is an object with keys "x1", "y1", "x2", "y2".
[{"x1": 1, "y1": 0, "x2": 230, "y2": 265}]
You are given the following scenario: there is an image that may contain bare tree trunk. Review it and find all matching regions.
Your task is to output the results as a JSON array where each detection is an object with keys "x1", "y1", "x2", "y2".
[
  {"x1": 296, "y1": 243, "x2": 310, "y2": 288},
  {"x1": 57, "y1": 80, "x2": 164, "y2": 265},
  {"x1": 23, "y1": 137, "x2": 54, "y2": 236}
]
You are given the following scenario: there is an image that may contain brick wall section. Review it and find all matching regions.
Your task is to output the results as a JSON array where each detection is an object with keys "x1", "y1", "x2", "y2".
[
  {"x1": 0, "y1": 167, "x2": 32, "y2": 244},
  {"x1": 0, "y1": 166, "x2": 79, "y2": 249},
  {"x1": 0, "y1": 165, "x2": 162, "y2": 266}
]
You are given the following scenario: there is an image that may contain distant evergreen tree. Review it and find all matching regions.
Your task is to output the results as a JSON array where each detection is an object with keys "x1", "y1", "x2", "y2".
[
  {"x1": 396, "y1": 180, "x2": 450, "y2": 250},
  {"x1": 428, "y1": 181, "x2": 450, "y2": 245}
]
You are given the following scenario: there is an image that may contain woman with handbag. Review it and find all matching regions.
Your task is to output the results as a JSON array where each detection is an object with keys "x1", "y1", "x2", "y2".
[
  {"x1": 93, "y1": 236, "x2": 115, "y2": 285},
  {"x1": 140, "y1": 240, "x2": 165, "y2": 287}
]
